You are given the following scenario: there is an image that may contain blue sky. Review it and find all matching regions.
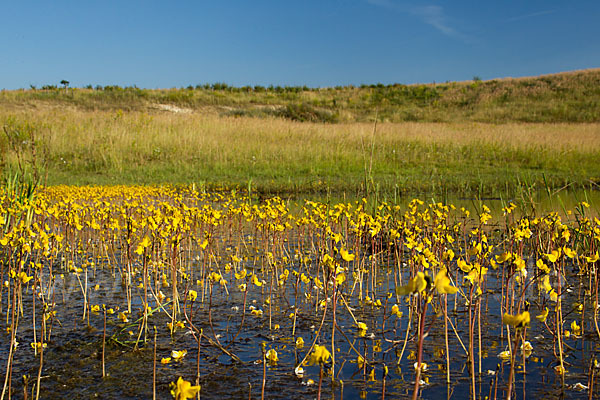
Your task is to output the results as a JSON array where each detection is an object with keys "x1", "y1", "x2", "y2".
[{"x1": 1, "y1": 1, "x2": 599, "y2": 89}]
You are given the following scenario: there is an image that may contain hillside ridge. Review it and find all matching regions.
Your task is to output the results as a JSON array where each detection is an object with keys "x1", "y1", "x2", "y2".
[{"x1": 2, "y1": 68, "x2": 599, "y2": 123}]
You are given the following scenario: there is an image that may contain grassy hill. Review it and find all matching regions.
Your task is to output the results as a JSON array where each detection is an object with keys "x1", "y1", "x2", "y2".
[
  {"x1": 1, "y1": 69, "x2": 599, "y2": 198},
  {"x1": 2, "y1": 68, "x2": 600, "y2": 123}
]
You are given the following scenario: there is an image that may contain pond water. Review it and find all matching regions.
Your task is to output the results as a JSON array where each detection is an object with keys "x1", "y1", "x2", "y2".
[{"x1": 0, "y1": 186, "x2": 599, "y2": 399}]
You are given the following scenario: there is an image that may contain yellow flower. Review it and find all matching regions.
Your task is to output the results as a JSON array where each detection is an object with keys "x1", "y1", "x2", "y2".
[
  {"x1": 413, "y1": 362, "x2": 428, "y2": 372},
  {"x1": 434, "y1": 268, "x2": 457, "y2": 295},
  {"x1": 541, "y1": 275, "x2": 558, "y2": 301},
  {"x1": 161, "y1": 357, "x2": 172, "y2": 364},
  {"x1": 91, "y1": 305, "x2": 101, "y2": 313},
  {"x1": 335, "y1": 272, "x2": 346, "y2": 286},
  {"x1": 536, "y1": 259, "x2": 549, "y2": 273},
  {"x1": 171, "y1": 349, "x2": 187, "y2": 361},
  {"x1": 554, "y1": 365, "x2": 567, "y2": 375},
  {"x1": 251, "y1": 309, "x2": 263, "y2": 317},
  {"x1": 464, "y1": 264, "x2": 487, "y2": 286},
  {"x1": 295, "y1": 337, "x2": 304, "y2": 348},
  {"x1": 118, "y1": 312, "x2": 129, "y2": 323},
  {"x1": 170, "y1": 377, "x2": 200, "y2": 400},
  {"x1": 368, "y1": 368, "x2": 376, "y2": 381},
  {"x1": 235, "y1": 269, "x2": 247, "y2": 280},
  {"x1": 301, "y1": 273, "x2": 311, "y2": 285},
  {"x1": 167, "y1": 320, "x2": 185, "y2": 331},
  {"x1": 18, "y1": 272, "x2": 33, "y2": 284},
  {"x1": 502, "y1": 311, "x2": 530, "y2": 328},
  {"x1": 443, "y1": 249, "x2": 454, "y2": 261},
  {"x1": 135, "y1": 236, "x2": 151, "y2": 255},
  {"x1": 357, "y1": 354, "x2": 365, "y2": 368},
  {"x1": 210, "y1": 272, "x2": 222, "y2": 283},
  {"x1": 495, "y1": 252, "x2": 512, "y2": 264},
  {"x1": 571, "y1": 320, "x2": 581, "y2": 336},
  {"x1": 391, "y1": 304, "x2": 403, "y2": 318},
  {"x1": 266, "y1": 349, "x2": 278, "y2": 365},
  {"x1": 586, "y1": 252, "x2": 599, "y2": 263},
  {"x1": 396, "y1": 272, "x2": 428, "y2": 295},
  {"x1": 187, "y1": 290, "x2": 197, "y2": 302},
  {"x1": 545, "y1": 250, "x2": 560, "y2": 263},
  {"x1": 30, "y1": 342, "x2": 47, "y2": 351},
  {"x1": 521, "y1": 341, "x2": 533, "y2": 352},
  {"x1": 308, "y1": 345, "x2": 331, "y2": 365},
  {"x1": 340, "y1": 248, "x2": 355, "y2": 262},
  {"x1": 251, "y1": 274, "x2": 263, "y2": 287},
  {"x1": 536, "y1": 308, "x2": 549, "y2": 323},
  {"x1": 563, "y1": 247, "x2": 577, "y2": 259}
]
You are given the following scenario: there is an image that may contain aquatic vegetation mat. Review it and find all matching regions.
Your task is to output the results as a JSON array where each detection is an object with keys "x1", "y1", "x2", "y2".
[{"x1": 0, "y1": 185, "x2": 599, "y2": 399}]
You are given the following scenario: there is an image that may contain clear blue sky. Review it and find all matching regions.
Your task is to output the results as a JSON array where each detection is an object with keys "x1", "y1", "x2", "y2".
[{"x1": 1, "y1": 0, "x2": 599, "y2": 89}]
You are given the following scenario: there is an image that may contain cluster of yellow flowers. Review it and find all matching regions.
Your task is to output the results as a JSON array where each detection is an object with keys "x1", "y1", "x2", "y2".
[{"x1": 1, "y1": 185, "x2": 598, "y2": 395}]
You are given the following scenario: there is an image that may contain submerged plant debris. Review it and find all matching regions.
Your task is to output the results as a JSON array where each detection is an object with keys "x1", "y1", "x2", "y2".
[{"x1": 0, "y1": 185, "x2": 599, "y2": 399}]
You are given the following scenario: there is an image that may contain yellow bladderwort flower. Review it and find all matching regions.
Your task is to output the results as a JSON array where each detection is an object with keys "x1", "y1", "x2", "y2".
[
  {"x1": 251, "y1": 274, "x2": 263, "y2": 287},
  {"x1": 584, "y1": 251, "x2": 599, "y2": 263},
  {"x1": 391, "y1": 304, "x2": 403, "y2": 318},
  {"x1": 563, "y1": 247, "x2": 577, "y2": 259},
  {"x1": 457, "y1": 259, "x2": 471, "y2": 273},
  {"x1": 545, "y1": 249, "x2": 560, "y2": 263},
  {"x1": 18, "y1": 272, "x2": 33, "y2": 284},
  {"x1": 335, "y1": 266, "x2": 346, "y2": 286},
  {"x1": 170, "y1": 377, "x2": 200, "y2": 400},
  {"x1": 340, "y1": 248, "x2": 355, "y2": 262},
  {"x1": 443, "y1": 248, "x2": 454, "y2": 261},
  {"x1": 209, "y1": 272, "x2": 222, "y2": 283},
  {"x1": 161, "y1": 357, "x2": 172, "y2": 364},
  {"x1": 118, "y1": 312, "x2": 129, "y2": 323},
  {"x1": 536, "y1": 307, "x2": 549, "y2": 323},
  {"x1": 357, "y1": 321, "x2": 367, "y2": 337},
  {"x1": 171, "y1": 349, "x2": 187, "y2": 362},
  {"x1": 413, "y1": 362, "x2": 428, "y2": 372},
  {"x1": 541, "y1": 275, "x2": 558, "y2": 301},
  {"x1": 235, "y1": 269, "x2": 247, "y2": 280},
  {"x1": 296, "y1": 337, "x2": 305, "y2": 349},
  {"x1": 521, "y1": 341, "x2": 533, "y2": 352},
  {"x1": 251, "y1": 309, "x2": 263, "y2": 317},
  {"x1": 168, "y1": 321, "x2": 186, "y2": 331},
  {"x1": 357, "y1": 354, "x2": 366, "y2": 369},
  {"x1": 586, "y1": 252, "x2": 599, "y2": 263},
  {"x1": 187, "y1": 290, "x2": 197, "y2": 302},
  {"x1": 554, "y1": 365, "x2": 567, "y2": 375},
  {"x1": 300, "y1": 273, "x2": 311, "y2": 285},
  {"x1": 91, "y1": 305, "x2": 101, "y2": 313},
  {"x1": 198, "y1": 238, "x2": 209, "y2": 250},
  {"x1": 30, "y1": 342, "x2": 47, "y2": 351},
  {"x1": 434, "y1": 268, "x2": 457, "y2": 295},
  {"x1": 368, "y1": 368, "x2": 376, "y2": 381},
  {"x1": 502, "y1": 311, "x2": 530, "y2": 328},
  {"x1": 571, "y1": 320, "x2": 581, "y2": 336},
  {"x1": 495, "y1": 252, "x2": 512, "y2": 264},
  {"x1": 135, "y1": 236, "x2": 151, "y2": 255},
  {"x1": 266, "y1": 348, "x2": 278, "y2": 365},
  {"x1": 536, "y1": 259, "x2": 550, "y2": 273},
  {"x1": 308, "y1": 345, "x2": 331, "y2": 365},
  {"x1": 396, "y1": 271, "x2": 429, "y2": 295}
]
